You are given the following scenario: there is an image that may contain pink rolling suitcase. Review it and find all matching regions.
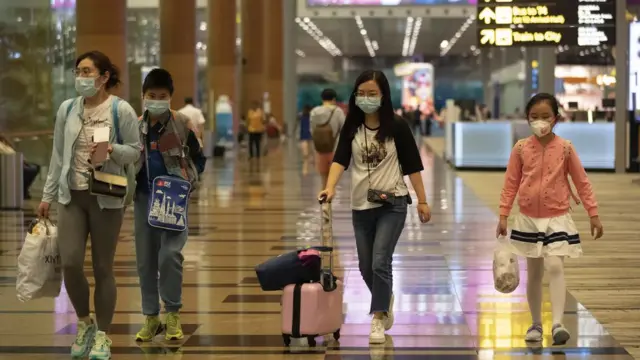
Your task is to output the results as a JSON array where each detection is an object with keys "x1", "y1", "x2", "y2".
[{"x1": 281, "y1": 196, "x2": 343, "y2": 347}]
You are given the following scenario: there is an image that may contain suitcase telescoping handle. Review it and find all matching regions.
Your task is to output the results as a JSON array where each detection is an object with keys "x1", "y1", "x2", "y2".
[{"x1": 318, "y1": 194, "x2": 334, "y2": 272}]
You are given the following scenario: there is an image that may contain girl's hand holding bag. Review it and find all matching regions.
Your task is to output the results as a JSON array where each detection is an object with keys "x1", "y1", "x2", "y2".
[{"x1": 493, "y1": 237, "x2": 520, "y2": 294}]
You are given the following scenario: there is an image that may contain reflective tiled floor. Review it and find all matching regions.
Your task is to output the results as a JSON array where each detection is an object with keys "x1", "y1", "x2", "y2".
[{"x1": 0, "y1": 140, "x2": 633, "y2": 359}]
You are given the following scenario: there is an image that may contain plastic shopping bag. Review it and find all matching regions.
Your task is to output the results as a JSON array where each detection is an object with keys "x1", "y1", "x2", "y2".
[
  {"x1": 493, "y1": 239, "x2": 520, "y2": 294},
  {"x1": 16, "y1": 219, "x2": 62, "y2": 302}
]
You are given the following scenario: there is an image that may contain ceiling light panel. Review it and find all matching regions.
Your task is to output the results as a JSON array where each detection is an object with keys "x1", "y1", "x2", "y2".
[
  {"x1": 440, "y1": 14, "x2": 474, "y2": 57},
  {"x1": 295, "y1": 17, "x2": 342, "y2": 57},
  {"x1": 402, "y1": 17, "x2": 422, "y2": 57},
  {"x1": 296, "y1": 49, "x2": 306, "y2": 58},
  {"x1": 355, "y1": 15, "x2": 375, "y2": 57}
]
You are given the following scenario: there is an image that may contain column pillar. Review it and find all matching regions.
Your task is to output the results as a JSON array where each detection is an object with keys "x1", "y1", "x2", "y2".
[
  {"x1": 263, "y1": 0, "x2": 284, "y2": 124},
  {"x1": 160, "y1": 0, "x2": 197, "y2": 109},
  {"x1": 241, "y1": 0, "x2": 265, "y2": 114},
  {"x1": 615, "y1": 0, "x2": 629, "y2": 173},
  {"x1": 523, "y1": 48, "x2": 535, "y2": 104},
  {"x1": 76, "y1": 0, "x2": 128, "y2": 100},
  {"x1": 537, "y1": 47, "x2": 556, "y2": 95},
  {"x1": 282, "y1": 0, "x2": 298, "y2": 135},
  {"x1": 208, "y1": 0, "x2": 238, "y2": 133}
]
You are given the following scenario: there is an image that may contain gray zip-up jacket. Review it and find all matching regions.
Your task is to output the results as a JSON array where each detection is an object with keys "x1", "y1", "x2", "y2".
[{"x1": 42, "y1": 96, "x2": 141, "y2": 209}]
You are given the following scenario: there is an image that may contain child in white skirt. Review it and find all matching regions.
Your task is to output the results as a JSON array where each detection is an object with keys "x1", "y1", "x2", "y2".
[{"x1": 496, "y1": 93, "x2": 604, "y2": 345}]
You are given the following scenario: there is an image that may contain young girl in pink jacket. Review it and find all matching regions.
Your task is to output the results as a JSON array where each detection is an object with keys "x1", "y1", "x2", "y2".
[{"x1": 496, "y1": 93, "x2": 604, "y2": 345}]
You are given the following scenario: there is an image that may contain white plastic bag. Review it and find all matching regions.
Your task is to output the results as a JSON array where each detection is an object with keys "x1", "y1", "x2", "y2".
[
  {"x1": 493, "y1": 239, "x2": 520, "y2": 294},
  {"x1": 16, "y1": 219, "x2": 62, "y2": 302}
]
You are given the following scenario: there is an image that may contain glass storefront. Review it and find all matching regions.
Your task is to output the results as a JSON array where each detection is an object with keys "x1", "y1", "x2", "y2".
[{"x1": 0, "y1": 1, "x2": 207, "y2": 134}]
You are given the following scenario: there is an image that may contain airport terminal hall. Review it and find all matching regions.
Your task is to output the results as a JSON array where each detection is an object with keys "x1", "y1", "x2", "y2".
[{"x1": 4, "y1": 0, "x2": 640, "y2": 359}]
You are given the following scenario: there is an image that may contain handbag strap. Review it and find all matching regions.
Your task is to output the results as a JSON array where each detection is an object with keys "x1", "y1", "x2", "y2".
[{"x1": 363, "y1": 127, "x2": 372, "y2": 189}]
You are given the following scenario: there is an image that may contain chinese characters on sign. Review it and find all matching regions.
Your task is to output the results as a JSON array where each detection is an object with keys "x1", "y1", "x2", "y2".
[{"x1": 476, "y1": 0, "x2": 616, "y2": 48}]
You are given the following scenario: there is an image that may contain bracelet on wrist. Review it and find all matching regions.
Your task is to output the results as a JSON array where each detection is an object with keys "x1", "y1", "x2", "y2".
[{"x1": 418, "y1": 202, "x2": 428, "y2": 205}]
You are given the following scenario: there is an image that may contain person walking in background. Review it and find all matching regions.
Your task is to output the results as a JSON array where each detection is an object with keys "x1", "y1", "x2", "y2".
[
  {"x1": 318, "y1": 70, "x2": 431, "y2": 344},
  {"x1": 178, "y1": 97, "x2": 206, "y2": 144},
  {"x1": 310, "y1": 89, "x2": 345, "y2": 190},
  {"x1": 37, "y1": 50, "x2": 141, "y2": 360},
  {"x1": 496, "y1": 93, "x2": 604, "y2": 345},
  {"x1": 133, "y1": 68, "x2": 206, "y2": 343},
  {"x1": 246, "y1": 101, "x2": 265, "y2": 161},
  {"x1": 296, "y1": 105, "x2": 313, "y2": 159},
  {"x1": 0, "y1": 135, "x2": 40, "y2": 200}
]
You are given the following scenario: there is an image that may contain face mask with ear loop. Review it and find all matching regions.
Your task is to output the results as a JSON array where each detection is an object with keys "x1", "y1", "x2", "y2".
[
  {"x1": 75, "y1": 76, "x2": 103, "y2": 97},
  {"x1": 529, "y1": 120, "x2": 553, "y2": 137}
]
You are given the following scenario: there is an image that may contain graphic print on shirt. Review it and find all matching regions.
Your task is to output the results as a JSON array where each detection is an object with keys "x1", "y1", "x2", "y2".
[
  {"x1": 360, "y1": 134, "x2": 388, "y2": 169},
  {"x1": 70, "y1": 100, "x2": 113, "y2": 190}
]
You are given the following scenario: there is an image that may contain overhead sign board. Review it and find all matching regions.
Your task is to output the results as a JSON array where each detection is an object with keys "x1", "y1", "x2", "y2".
[
  {"x1": 307, "y1": 0, "x2": 476, "y2": 5},
  {"x1": 476, "y1": 0, "x2": 616, "y2": 48}
]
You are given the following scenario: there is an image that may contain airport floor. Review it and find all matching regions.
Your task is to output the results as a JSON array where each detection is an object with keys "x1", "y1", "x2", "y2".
[{"x1": 0, "y1": 140, "x2": 636, "y2": 359}]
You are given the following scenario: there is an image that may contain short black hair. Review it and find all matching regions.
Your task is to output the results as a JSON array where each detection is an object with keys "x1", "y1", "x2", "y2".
[
  {"x1": 526, "y1": 92, "x2": 559, "y2": 118},
  {"x1": 185, "y1": 97, "x2": 193, "y2": 104},
  {"x1": 321, "y1": 88, "x2": 337, "y2": 102},
  {"x1": 142, "y1": 68, "x2": 174, "y2": 95}
]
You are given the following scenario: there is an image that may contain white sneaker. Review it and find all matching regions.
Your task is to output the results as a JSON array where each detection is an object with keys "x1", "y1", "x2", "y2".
[
  {"x1": 384, "y1": 294, "x2": 395, "y2": 331},
  {"x1": 89, "y1": 331, "x2": 112, "y2": 360},
  {"x1": 552, "y1": 324, "x2": 570, "y2": 345},
  {"x1": 525, "y1": 323, "x2": 543, "y2": 342},
  {"x1": 369, "y1": 317, "x2": 386, "y2": 344}
]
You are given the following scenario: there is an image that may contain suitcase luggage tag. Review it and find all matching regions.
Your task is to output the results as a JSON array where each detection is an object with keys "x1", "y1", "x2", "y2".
[{"x1": 318, "y1": 195, "x2": 338, "y2": 292}]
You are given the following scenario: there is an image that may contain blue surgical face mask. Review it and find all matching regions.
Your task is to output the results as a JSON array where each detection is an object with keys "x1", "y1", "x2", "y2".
[
  {"x1": 75, "y1": 77, "x2": 100, "y2": 98},
  {"x1": 144, "y1": 99, "x2": 171, "y2": 116},
  {"x1": 355, "y1": 96, "x2": 381, "y2": 114}
]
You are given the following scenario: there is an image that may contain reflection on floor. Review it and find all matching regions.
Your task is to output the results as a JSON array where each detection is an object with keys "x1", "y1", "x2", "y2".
[{"x1": 0, "y1": 141, "x2": 633, "y2": 359}]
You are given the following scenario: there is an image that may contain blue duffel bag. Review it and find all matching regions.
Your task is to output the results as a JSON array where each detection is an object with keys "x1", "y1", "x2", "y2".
[{"x1": 255, "y1": 248, "x2": 322, "y2": 291}]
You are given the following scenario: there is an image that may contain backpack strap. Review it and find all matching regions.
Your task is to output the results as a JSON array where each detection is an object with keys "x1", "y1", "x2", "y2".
[
  {"x1": 65, "y1": 96, "x2": 81, "y2": 120},
  {"x1": 321, "y1": 107, "x2": 337, "y2": 127},
  {"x1": 111, "y1": 97, "x2": 122, "y2": 144}
]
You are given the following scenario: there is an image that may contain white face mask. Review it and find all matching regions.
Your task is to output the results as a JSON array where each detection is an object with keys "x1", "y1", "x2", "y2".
[{"x1": 529, "y1": 120, "x2": 552, "y2": 137}]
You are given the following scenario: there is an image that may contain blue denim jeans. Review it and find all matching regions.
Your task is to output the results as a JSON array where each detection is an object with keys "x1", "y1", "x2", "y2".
[
  {"x1": 134, "y1": 191, "x2": 188, "y2": 315},
  {"x1": 352, "y1": 198, "x2": 407, "y2": 314}
]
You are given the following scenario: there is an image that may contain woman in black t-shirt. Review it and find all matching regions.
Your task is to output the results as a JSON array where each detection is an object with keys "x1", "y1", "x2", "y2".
[{"x1": 318, "y1": 70, "x2": 432, "y2": 344}]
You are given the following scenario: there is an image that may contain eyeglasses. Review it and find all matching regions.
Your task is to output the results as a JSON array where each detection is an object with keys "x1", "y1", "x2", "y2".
[
  {"x1": 71, "y1": 68, "x2": 98, "y2": 77},
  {"x1": 354, "y1": 92, "x2": 381, "y2": 97}
]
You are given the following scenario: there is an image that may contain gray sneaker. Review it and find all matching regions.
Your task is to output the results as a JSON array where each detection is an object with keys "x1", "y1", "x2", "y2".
[
  {"x1": 552, "y1": 324, "x2": 570, "y2": 345},
  {"x1": 70, "y1": 320, "x2": 97, "y2": 358},
  {"x1": 524, "y1": 323, "x2": 543, "y2": 342}
]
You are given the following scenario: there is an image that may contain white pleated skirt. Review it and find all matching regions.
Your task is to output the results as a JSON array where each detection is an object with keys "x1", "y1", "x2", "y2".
[{"x1": 509, "y1": 213, "x2": 583, "y2": 258}]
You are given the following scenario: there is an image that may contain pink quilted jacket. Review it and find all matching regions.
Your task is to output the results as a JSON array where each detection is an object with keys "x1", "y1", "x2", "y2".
[{"x1": 499, "y1": 135, "x2": 598, "y2": 218}]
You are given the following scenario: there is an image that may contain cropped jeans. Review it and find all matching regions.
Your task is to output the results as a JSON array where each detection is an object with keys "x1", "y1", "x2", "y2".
[
  {"x1": 352, "y1": 198, "x2": 407, "y2": 314},
  {"x1": 134, "y1": 191, "x2": 188, "y2": 315}
]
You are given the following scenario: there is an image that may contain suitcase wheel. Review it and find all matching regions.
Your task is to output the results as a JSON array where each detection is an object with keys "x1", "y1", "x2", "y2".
[
  {"x1": 333, "y1": 329, "x2": 340, "y2": 341},
  {"x1": 282, "y1": 334, "x2": 291, "y2": 346},
  {"x1": 307, "y1": 336, "x2": 316, "y2": 347}
]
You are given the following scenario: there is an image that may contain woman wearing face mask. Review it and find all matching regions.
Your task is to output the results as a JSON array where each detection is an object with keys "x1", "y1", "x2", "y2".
[
  {"x1": 133, "y1": 68, "x2": 206, "y2": 343},
  {"x1": 37, "y1": 51, "x2": 141, "y2": 360},
  {"x1": 317, "y1": 70, "x2": 431, "y2": 344},
  {"x1": 496, "y1": 93, "x2": 604, "y2": 346}
]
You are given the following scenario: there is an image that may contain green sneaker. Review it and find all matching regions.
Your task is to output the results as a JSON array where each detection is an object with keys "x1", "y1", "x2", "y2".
[
  {"x1": 70, "y1": 320, "x2": 97, "y2": 358},
  {"x1": 89, "y1": 331, "x2": 112, "y2": 360},
  {"x1": 135, "y1": 315, "x2": 164, "y2": 342},
  {"x1": 165, "y1": 312, "x2": 184, "y2": 340}
]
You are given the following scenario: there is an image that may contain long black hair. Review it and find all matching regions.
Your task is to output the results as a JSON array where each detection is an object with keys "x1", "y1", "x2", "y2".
[{"x1": 344, "y1": 69, "x2": 396, "y2": 142}]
